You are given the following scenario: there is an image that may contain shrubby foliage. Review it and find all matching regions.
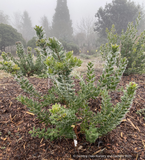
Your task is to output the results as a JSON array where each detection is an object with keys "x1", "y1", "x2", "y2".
[
  {"x1": 79, "y1": 53, "x2": 91, "y2": 59},
  {"x1": 0, "y1": 41, "x2": 47, "y2": 77},
  {"x1": 27, "y1": 37, "x2": 37, "y2": 48},
  {"x1": 61, "y1": 40, "x2": 79, "y2": 55},
  {"x1": 100, "y1": 15, "x2": 145, "y2": 75},
  {"x1": 136, "y1": 108, "x2": 145, "y2": 120},
  {"x1": 0, "y1": 25, "x2": 138, "y2": 143}
]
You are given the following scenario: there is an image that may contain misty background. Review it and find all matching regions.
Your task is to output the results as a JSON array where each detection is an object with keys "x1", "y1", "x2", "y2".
[
  {"x1": 1, "y1": 0, "x2": 144, "y2": 27},
  {"x1": 0, "y1": 0, "x2": 145, "y2": 55}
]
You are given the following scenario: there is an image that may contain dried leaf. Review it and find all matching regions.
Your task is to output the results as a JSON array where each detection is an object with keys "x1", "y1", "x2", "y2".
[
  {"x1": 1, "y1": 137, "x2": 7, "y2": 141},
  {"x1": 78, "y1": 146, "x2": 83, "y2": 150},
  {"x1": 26, "y1": 111, "x2": 35, "y2": 115},
  {"x1": 93, "y1": 148, "x2": 106, "y2": 155},
  {"x1": 40, "y1": 143, "x2": 45, "y2": 147},
  {"x1": 120, "y1": 132, "x2": 123, "y2": 138}
]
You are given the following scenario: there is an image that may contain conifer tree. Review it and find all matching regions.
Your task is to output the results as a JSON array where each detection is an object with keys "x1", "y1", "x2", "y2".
[
  {"x1": 21, "y1": 11, "x2": 34, "y2": 42},
  {"x1": 40, "y1": 15, "x2": 51, "y2": 38},
  {"x1": 52, "y1": 0, "x2": 73, "y2": 42},
  {"x1": 0, "y1": 10, "x2": 9, "y2": 24}
]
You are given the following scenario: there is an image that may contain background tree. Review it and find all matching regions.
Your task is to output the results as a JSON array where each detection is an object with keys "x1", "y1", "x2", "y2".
[
  {"x1": 0, "y1": 10, "x2": 9, "y2": 24},
  {"x1": 75, "y1": 17, "x2": 97, "y2": 54},
  {"x1": 51, "y1": 0, "x2": 73, "y2": 42},
  {"x1": 21, "y1": 11, "x2": 34, "y2": 42},
  {"x1": 138, "y1": 4, "x2": 145, "y2": 33},
  {"x1": 95, "y1": 0, "x2": 141, "y2": 38},
  {"x1": 74, "y1": 32, "x2": 86, "y2": 49},
  {"x1": 40, "y1": 15, "x2": 51, "y2": 38},
  {"x1": 13, "y1": 11, "x2": 22, "y2": 33},
  {"x1": 0, "y1": 23, "x2": 26, "y2": 51}
]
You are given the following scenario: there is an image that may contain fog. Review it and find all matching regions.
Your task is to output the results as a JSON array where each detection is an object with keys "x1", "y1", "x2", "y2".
[
  {"x1": 0, "y1": 0, "x2": 144, "y2": 27},
  {"x1": 0, "y1": 0, "x2": 145, "y2": 52}
]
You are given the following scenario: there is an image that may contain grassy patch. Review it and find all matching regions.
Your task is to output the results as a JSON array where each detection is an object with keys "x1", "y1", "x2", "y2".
[
  {"x1": 0, "y1": 70, "x2": 12, "y2": 79},
  {"x1": 72, "y1": 54, "x2": 104, "y2": 74}
]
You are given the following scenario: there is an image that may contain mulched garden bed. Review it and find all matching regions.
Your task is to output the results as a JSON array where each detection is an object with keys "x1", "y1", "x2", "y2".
[{"x1": 0, "y1": 74, "x2": 145, "y2": 160}]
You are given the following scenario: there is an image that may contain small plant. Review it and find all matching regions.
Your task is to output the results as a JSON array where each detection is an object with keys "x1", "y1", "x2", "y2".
[
  {"x1": 136, "y1": 108, "x2": 145, "y2": 120},
  {"x1": 2, "y1": 26, "x2": 138, "y2": 144},
  {"x1": 0, "y1": 41, "x2": 47, "y2": 77},
  {"x1": 0, "y1": 60, "x2": 20, "y2": 75},
  {"x1": 100, "y1": 14, "x2": 145, "y2": 75},
  {"x1": 8, "y1": 131, "x2": 11, "y2": 135}
]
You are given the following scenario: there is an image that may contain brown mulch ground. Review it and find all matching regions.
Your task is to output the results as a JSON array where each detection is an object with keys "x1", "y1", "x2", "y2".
[{"x1": 0, "y1": 74, "x2": 145, "y2": 160}]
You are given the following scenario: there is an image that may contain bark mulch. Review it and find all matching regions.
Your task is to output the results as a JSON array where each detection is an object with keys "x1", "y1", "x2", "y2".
[{"x1": 0, "y1": 74, "x2": 145, "y2": 160}]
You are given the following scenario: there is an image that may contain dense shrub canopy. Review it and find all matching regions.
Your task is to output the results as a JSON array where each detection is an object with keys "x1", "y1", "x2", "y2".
[
  {"x1": 100, "y1": 15, "x2": 145, "y2": 75},
  {"x1": 0, "y1": 23, "x2": 26, "y2": 51}
]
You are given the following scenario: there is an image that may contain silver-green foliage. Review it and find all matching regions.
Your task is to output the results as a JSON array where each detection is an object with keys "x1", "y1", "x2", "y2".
[
  {"x1": 0, "y1": 41, "x2": 47, "y2": 77},
  {"x1": 100, "y1": 14, "x2": 145, "y2": 75},
  {"x1": 136, "y1": 108, "x2": 145, "y2": 120},
  {"x1": 10, "y1": 26, "x2": 138, "y2": 143}
]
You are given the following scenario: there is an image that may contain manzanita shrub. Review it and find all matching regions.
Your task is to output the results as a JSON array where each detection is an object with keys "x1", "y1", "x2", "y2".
[
  {"x1": 0, "y1": 41, "x2": 47, "y2": 77},
  {"x1": 100, "y1": 14, "x2": 145, "y2": 75},
  {"x1": 1, "y1": 26, "x2": 138, "y2": 143}
]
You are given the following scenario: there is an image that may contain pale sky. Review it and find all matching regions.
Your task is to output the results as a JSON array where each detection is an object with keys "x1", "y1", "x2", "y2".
[{"x1": 0, "y1": 0, "x2": 144, "y2": 28}]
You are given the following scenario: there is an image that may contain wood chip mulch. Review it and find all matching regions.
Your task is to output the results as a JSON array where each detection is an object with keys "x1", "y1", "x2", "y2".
[{"x1": 0, "y1": 74, "x2": 145, "y2": 160}]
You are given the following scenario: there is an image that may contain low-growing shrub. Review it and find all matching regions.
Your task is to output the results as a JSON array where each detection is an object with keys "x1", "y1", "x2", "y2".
[
  {"x1": 80, "y1": 53, "x2": 91, "y2": 59},
  {"x1": 1, "y1": 26, "x2": 138, "y2": 144},
  {"x1": 27, "y1": 37, "x2": 37, "y2": 49},
  {"x1": 89, "y1": 49, "x2": 96, "y2": 55},
  {"x1": 60, "y1": 40, "x2": 79, "y2": 55},
  {"x1": 100, "y1": 14, "x2": 145, "y2": 75},
  {"x1": 0, "y1": 41, "x2": 47, "y2": 77}
]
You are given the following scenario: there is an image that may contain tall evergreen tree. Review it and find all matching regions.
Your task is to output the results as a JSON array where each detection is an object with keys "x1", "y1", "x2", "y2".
[
  {"x1": 0, "y1": 10, "x2": 9, "y2": 24},
  {"x1": 52, "y1": 0, "x2": 73, "y2": 42},
  {"x1": 40, "y1": 15, "x2": 51, "y2": 38},
  {"x1": 21, "y1": 11, "x2": 34, "y2": 42},
  {"x1": 13, "y1": 11, "x2": 22, "y2": 33}
]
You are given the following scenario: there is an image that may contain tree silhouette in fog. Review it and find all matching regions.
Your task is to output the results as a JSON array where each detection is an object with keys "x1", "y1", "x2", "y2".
[
  {"x1": 95, "y1": 0, "x2": 141, "y2": 37},
  {"x1": 0, "y1": 10, "x2": 9, "y2": 24},
  {"x1": 40, "y1": 15, "x2": 51, "y2": 38},
  {"x1": 21, "y1": 11, "x2": 34, "y2": 42},
  {"x1": 52, "y1": 0, "x2": 73, "y2": 42}
]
